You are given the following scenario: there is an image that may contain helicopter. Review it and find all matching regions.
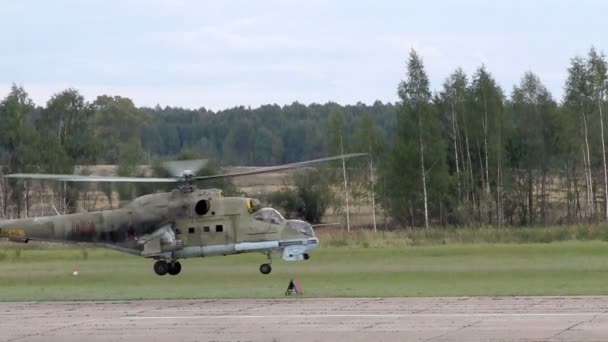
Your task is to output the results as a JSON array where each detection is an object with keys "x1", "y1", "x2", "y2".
[{"x1": 0, "y1": 154, "x2": 365, "y2": 276}]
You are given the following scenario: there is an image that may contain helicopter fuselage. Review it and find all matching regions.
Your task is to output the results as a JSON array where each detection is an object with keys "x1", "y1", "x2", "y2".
[{"x1": 0, "y1": 188, "x2": 318, "y2": 275}]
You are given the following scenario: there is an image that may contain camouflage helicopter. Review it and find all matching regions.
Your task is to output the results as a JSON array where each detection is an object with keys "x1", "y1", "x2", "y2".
[{"x1": 0, "y1": 154, "x2": 365, "y2": 276}]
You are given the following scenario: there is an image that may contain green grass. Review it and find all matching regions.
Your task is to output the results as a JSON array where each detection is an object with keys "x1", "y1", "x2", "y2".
[
  {"x1": 2, "y1": 240, "x2": 608, "y2": 301},
  {"x1": 317, "y1": 224, "x2": 608, "y2": 247}
]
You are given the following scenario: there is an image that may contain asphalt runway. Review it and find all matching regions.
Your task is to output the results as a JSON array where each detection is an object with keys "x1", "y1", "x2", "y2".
[{"x1": 2, "y1": 296, "x2": 608, "y2": 341}]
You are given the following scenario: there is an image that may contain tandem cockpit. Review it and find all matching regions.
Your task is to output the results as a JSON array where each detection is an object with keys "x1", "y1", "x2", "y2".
[
  {"x1": 252, "y1": 207, "x2": 316, "y2": 238},
  {"x1": 252, "y1": 207, "x2": 285, "y2": 225}
]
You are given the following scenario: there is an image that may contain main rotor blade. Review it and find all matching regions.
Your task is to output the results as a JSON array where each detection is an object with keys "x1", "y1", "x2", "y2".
[
  {"x1": 4, "y1": 174, "x2": 178, "y2": 183},
  {"x1": 193, "y1": 153, "x2": 368, "y2": 181}
]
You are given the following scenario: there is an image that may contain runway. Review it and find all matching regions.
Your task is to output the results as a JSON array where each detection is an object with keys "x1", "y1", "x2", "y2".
[{"x1": 2, "y1": 296, "x2": 608, "y2": 341}]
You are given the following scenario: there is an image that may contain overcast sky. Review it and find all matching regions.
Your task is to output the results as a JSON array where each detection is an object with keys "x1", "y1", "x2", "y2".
[{"x1": 1, "y1": 0, "x2": 606, "y2": 110}]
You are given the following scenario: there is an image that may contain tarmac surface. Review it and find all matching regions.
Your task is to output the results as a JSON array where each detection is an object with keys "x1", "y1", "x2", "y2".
[{"x1": 2, "y1": 296, "x2": 608, "y2": 341}]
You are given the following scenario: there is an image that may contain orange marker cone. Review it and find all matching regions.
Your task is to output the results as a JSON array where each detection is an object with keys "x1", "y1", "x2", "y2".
[{"x1": 73, "y1": 264, "x2": 79, "y2": 276}]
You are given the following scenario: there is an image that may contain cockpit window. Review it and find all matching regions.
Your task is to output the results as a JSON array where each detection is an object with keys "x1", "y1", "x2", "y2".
[
  {"x1": 252, "y1": 208, "x2": 285, "y2": 225},
  {"x1": 286, "y1": 220, "x2": 315, "y2": 237}
]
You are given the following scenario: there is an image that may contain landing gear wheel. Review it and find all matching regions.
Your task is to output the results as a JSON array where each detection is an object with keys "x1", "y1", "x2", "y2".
[
  {"x1": 259, "y1": 263, "x2": 272, "y2": 275},
  {"x1": 154, "y1": 260, "x2": 169, "y2": 276},
  {"x1": 168, "y1": 261, "x2": 182, "y2": 276}
]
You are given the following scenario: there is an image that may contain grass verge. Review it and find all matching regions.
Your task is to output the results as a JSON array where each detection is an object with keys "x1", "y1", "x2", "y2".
[
  {"x1": 1, "y1": 240, "x2": 608, "y2": 301},
  {"x1": 317, "y1": 224, "x2": 608, "y2": 247}
]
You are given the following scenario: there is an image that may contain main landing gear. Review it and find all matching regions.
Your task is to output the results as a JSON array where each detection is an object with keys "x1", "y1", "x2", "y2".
[
  {"x1": 153, "y1": 260, "x2": 182, "y2": 276},
  {"x1": 259, "y1": 252, "x2": 272, "y2": 275}
]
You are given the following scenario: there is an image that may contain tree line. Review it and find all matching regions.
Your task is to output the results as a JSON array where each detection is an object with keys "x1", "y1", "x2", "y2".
[
  {"x1": 0, "y1": 86, "x2": 395, "y2": 218},
  {"x1": 1, "y1": 46, "x2": 608, "y2": 228},
  {"x1": 381, "y1": 47, "x2": 608, "y2": 228}
]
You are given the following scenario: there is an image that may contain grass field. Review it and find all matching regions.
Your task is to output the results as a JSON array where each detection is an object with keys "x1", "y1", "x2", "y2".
[{"x1": 2, "y1": 239, "x2": 608, "y2": 301}]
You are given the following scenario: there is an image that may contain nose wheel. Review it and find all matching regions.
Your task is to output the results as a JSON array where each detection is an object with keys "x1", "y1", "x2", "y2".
[
  {"x1": 259, "y1": 263, "x2": 272, "y2": 274},
  {"x1": 153, "y1": 260, "x2": 182, "y2": 276},
  {"x1": 259, "y1": 252, "x2": 272, "y2": 275}
]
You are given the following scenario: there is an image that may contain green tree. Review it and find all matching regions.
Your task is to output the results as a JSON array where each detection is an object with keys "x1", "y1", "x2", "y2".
[
  {"x1": 38, "y1": 89, "x2": 97, "y2": 167},
  {"x1": 564, "y1": 56, "x2": 594, "y2": 219},
  {"x1": 325, "y1": 105, "x2": 354, "y2": 228},
  {"x1": 92, "y1": 95, "x2": 149, "y2": 163},
  {"x1": 353, "y1": 111, "x2": 384, "y2": 195},
  {"x1": 468, "y1": 66, "x2": 506, "y2": 225},
  {"x1": 588, "y1": 47, "x2": 608, "y2": 221},
  {"x1": 0, "y1": 85, "x2": 38, "y2": 217},
  {"x1": 326, "y1": 106, "x2": 349, "y2": 156},
  {"x1": 508, "y1": 72, "x2": 557, "y2": 225},
  {"x1": 439, "y1": 68, "x2": 474, "y2": 224},
  {"x1": 440, "y1": 69, "x2": 465, "y2": 201},
  {"x1": 385, "y1": 49, "x2": 450, "y2": 228},
  {"x1": 253, "y1": 127, "x2": 283, "y2": 165},
  {"x1": 116, "y1": 142, "x2": 144, "y2": 201},
  {"x1": 267, "y1": 169, "x2": 334, "y2": 224},
  {"x1": 221, "y1": 120, "x2": 254, "y2": 165}
]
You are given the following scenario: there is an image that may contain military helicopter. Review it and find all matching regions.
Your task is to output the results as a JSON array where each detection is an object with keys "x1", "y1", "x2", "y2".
[{"x1": 0, "y1": 154, "x2": 365, "y2": 276}]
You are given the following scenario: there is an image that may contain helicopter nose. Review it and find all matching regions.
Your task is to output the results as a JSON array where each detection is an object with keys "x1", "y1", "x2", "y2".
[
  {"x1": 309, "y1": 225, "x2": 318, "y2": 241},
  {"x1": 281, "y1": 220, "x2": 319, "y2": 261},
  {"x1": 310, "y1": 236, "x2": 319, "y2": 249},
  {"x1": 305, "y1": 224, "x2": 319, "y2": 250}
]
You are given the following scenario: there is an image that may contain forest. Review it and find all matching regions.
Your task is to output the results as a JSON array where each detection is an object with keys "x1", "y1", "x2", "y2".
[{"x1": 1, "y1": 46, "x2": 608, "y2": 229}]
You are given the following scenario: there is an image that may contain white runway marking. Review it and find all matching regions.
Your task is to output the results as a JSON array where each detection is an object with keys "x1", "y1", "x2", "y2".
[{"x1": 123, "y1": 312, "x2": 607, "y2": 319}]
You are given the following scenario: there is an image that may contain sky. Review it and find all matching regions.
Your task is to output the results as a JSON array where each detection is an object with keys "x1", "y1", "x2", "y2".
[{"x1": 1, "y1": 0, "x2": 606, "y2": 110}]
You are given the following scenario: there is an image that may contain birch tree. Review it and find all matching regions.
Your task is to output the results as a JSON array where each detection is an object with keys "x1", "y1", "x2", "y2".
[
  {"x1": 441, "y1": 69, "x2": 466, "y2": 201},
  {"x1": 469, "y1": 66, "x2": 505, "y2": 224},
  {"x1": 509, "y1": 73, "x2": 557, "y2": 225},
  {"x1": 565, "y1": 56, "x2": 594, "y2": 219},
  {"x1": 401, "y1": 50, "x2": 431, "y2": 228},
  {"x1": 384, "y1": 49, "x2": 449, "y2": 228},
  {"x1": 588, "y1": 48, "x2": 608, "y2": 221},
  {"x1": 440, "y1": 69, "x2": 476, "y2": 224}
]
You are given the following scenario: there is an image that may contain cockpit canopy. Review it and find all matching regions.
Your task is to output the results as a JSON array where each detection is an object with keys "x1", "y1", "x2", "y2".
[
  {"x1": 252, "y1": 208, "x2": 315, "y2": 237},
  {"x1": 286, "y1": 220, "x2": 315, "y2": 237},
  {"x1": 252, "y1": 208, "x2": 285, "y2": 225}
]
